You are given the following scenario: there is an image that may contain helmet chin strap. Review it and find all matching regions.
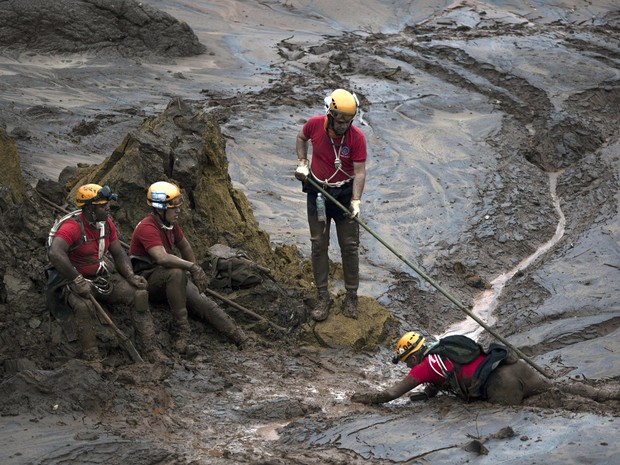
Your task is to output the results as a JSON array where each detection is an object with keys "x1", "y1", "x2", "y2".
[
  {"x1": 154, "y1": 209, "x2": 174, "y2": 230},
  {"x1": 325, "y1": 115, "x2": 351, "y2": 141},
  {"x1": 82, "y1": 206, "x2": 98, "y2": 226}
]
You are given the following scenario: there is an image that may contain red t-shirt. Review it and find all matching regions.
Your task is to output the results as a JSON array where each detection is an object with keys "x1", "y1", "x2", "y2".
[
  {"x1": 54, "y1": 213, "x2": 118, "y2": 277},
  {"x1": 406, "y1": 354, "x2": 486, "y2": 386},
  {"x1": 129, "y1": 214, "x2": 185, "y2": 257},
  {"x1": 303, "y1": 115, "x2": 367, "y2": 183}
]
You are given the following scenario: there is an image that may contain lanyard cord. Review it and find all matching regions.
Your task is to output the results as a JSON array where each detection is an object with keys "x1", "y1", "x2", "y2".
[
  {"x1": 312, "y1": 134, "x2": 354, "y2": 186},
  {"x1": 151, "y1": 212, "x2": 175, "y2": 250},
  {"x1": 94, "y1": 221, "x2": 111, "y2": 278}
]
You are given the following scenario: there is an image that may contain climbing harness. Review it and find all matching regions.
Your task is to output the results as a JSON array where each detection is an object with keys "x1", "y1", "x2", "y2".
[
  {"x1": 310, "y1": 133, "x2": 354, "y2": 187},
  {"x1": 47, "y1": 211, "x2": 113, "y2": 294}
]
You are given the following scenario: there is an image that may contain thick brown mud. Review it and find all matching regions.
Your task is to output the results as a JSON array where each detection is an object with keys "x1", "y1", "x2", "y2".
[{"x1": 1, "y1": 1, "x2": 620, "y2": 464}]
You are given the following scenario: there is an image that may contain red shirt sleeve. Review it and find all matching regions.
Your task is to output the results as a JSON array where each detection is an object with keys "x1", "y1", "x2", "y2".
[{"x1": 54, "y1": 218, "x2": 83, "y2": 249}]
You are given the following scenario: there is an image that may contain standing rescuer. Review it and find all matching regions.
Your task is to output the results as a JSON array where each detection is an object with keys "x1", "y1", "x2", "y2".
[
  {"x1": 295, "y1": 88, "x2": 368, "y2": 321},
  {"x1": 47, "y1": 184, "x2": 167, "y2": 363},
  {"x1": 128, "y1": 181, "x2": 250, "y2": 354}
]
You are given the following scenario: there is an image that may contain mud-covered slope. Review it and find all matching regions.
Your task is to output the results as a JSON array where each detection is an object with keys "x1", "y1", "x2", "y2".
[{"x1": 0, "y1": 0, "x2": 205, "y2": 58}]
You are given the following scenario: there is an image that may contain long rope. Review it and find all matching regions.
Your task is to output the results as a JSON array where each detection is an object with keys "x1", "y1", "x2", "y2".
[{"x1": 305, "y1": 177, "x2": 553, "y2": 379}]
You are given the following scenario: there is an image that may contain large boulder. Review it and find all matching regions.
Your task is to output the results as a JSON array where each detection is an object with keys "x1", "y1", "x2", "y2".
[{"x1": 303, "y1": 295, "x2": 396, "y2": 351}]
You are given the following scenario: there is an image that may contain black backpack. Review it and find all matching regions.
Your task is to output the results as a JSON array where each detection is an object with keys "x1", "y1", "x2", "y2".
[
  {"x1": 424, "y1": 335, "x2": 483, "y2": 364},
  {"x1": 424, "y1": 335, "x2": 512, "y2": 401}
]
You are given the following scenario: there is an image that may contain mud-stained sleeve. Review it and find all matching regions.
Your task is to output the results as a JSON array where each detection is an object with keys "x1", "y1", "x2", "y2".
[{"x1": 379, "y1": 374, "x2": 419, "y2": 402}]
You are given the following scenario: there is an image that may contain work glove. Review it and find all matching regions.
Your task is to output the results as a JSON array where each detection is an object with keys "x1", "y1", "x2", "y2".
[
  {"x1": 127, "y1": 273, "x2": 148, "y2": 290},
  {"x1": 190, "y1": 264, "x2": 210, "y2": 293},
  {"x1": 69, "y1": 274, "x2": 92, "y2": 298},
  {"x1": 294, "y1": 159, "x2": 310, "y2": 181},
  {"x1": 351, "y1": 391, "x2": 381, "y2": 405},
  {"x1": 349, "y1": 199, "x2": 361, "y2": 218},
  {"x1": 410, "y1": 385, "x2": 439, "y2": 402}
]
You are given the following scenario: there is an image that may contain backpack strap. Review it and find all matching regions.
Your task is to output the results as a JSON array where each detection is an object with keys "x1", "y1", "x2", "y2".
[
  {"x1": 424, "y1": 353, "x2": 469, "y2": 400},
  {"x1": 68, "y1": 214, "x2": 87, "y2": 252},
  {"x1": 471, "y1": 343, "x2": 510, "y2": 399}
]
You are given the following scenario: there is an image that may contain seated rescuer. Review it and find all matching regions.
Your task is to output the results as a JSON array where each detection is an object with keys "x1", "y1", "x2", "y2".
[
  {"x1": 295, "y1": 88, "x2": 367, "y2": 322},
  {"x1": 351, "y1": 331, "x2": 551, "y2": 406},
  {"x1": 47, "y1": 184, "x2": 167, "y2": 363},
  {"x1": 128, "y1": 181, "x2": 250, "y2": 354}
]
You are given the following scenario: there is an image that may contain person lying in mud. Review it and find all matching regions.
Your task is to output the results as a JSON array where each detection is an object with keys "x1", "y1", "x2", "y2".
[
  {"x1": 47, "y1": 184, "x2": 168, "y2": 363},
  {"x1": 351, "y1": 331, "x2": 619, "y2": 406},
  {"x1": 128, "y1": 181, "x2": 251, "y2": 355}
]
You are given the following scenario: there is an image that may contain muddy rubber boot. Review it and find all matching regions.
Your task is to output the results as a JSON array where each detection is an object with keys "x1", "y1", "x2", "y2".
[
  {"x1": 230, "y1": 327, "x2": 252, "y2": 351},
  {"x1": 563, "y1": 382, "x2": 620, "y2": 402},
  {"x1": 189, "y1": 296, "x2": 252, "y2": 350},
  {"x1": 311, "y1": 288, "x2": 331, "y2": 322},
  {"x1": 171, "y1": 307, "x2": 197, "y2": 355},
  {"x1": 73, "y1": 299, "x2": 100, "y2": 361},
  {"x1": 133, "y1": 290, "x2": 169, "y2": 364},
  {"x1": 134, "y1": 313, "x2": 169, "y2": 364},
  {"x1": 342, "y1": 290, "x2": 358, "y2": 319}
]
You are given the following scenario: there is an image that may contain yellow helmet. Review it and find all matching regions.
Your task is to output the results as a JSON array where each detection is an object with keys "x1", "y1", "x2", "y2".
[
  {"x1": 76, "y1": 184, "x2": 117, "y2": 207},
  {"x1": 392, "y1": 331, "x2": 426, "y2": 364},
  {"x1": 147, "y1": 181, "x2": 184, "y2": 210},
  {"x1": 324, "y1": 89, "x2": 359, "y2": 122}
]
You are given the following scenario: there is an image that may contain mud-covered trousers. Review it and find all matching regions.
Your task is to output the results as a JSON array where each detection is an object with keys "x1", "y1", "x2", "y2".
[
  {"x1": 484, "y1": 361, "x2": 551, "y2": 404},
  {"x1": 485, "y1": 360, "x2": 620, "y2": 404},
  {"x1": 144, "y1": 266, "x2": 240, "y2": 338},
  {"x1": 307, "y1": 191, "x2": 359, "y2": 291},
  {"x1": 65, "y1": 273, "x2": 152, "y2": 355}
]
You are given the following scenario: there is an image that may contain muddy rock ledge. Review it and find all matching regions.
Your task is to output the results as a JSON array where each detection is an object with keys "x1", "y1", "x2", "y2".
[{"x1": 0, "y1": 98, "x2": 395, "y2": 383}]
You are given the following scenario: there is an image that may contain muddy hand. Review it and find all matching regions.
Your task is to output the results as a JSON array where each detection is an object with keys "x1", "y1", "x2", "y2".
[
  {"x1": 351, "y1": 391, "x2": 379, "y2": 405},
  {"x1": 295, "y1": 159, "x2": 309, "y2": 181},
  {"x1": 127, "y1": 273, "x2": 147, "y2": 289},
  {"x1": 70, "y1": 274, "x2": 92, "y2": 298},
  {"x1": 190, "y1": 264, "x2": 210, "y2": 293}
]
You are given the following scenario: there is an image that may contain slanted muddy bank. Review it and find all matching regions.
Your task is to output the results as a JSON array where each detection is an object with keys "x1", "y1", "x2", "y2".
[{"x1": 1, "y1": 1, "x2": 620, "y2": 464}]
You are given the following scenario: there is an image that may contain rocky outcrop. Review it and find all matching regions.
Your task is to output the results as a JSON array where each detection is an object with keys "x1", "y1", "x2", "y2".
[
  {"x1": 0, "y1": 0, "x2": 206, "y2": 58},
  {"x1": 63, "y1": 97, "x2": 276, "y2": 268}
]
